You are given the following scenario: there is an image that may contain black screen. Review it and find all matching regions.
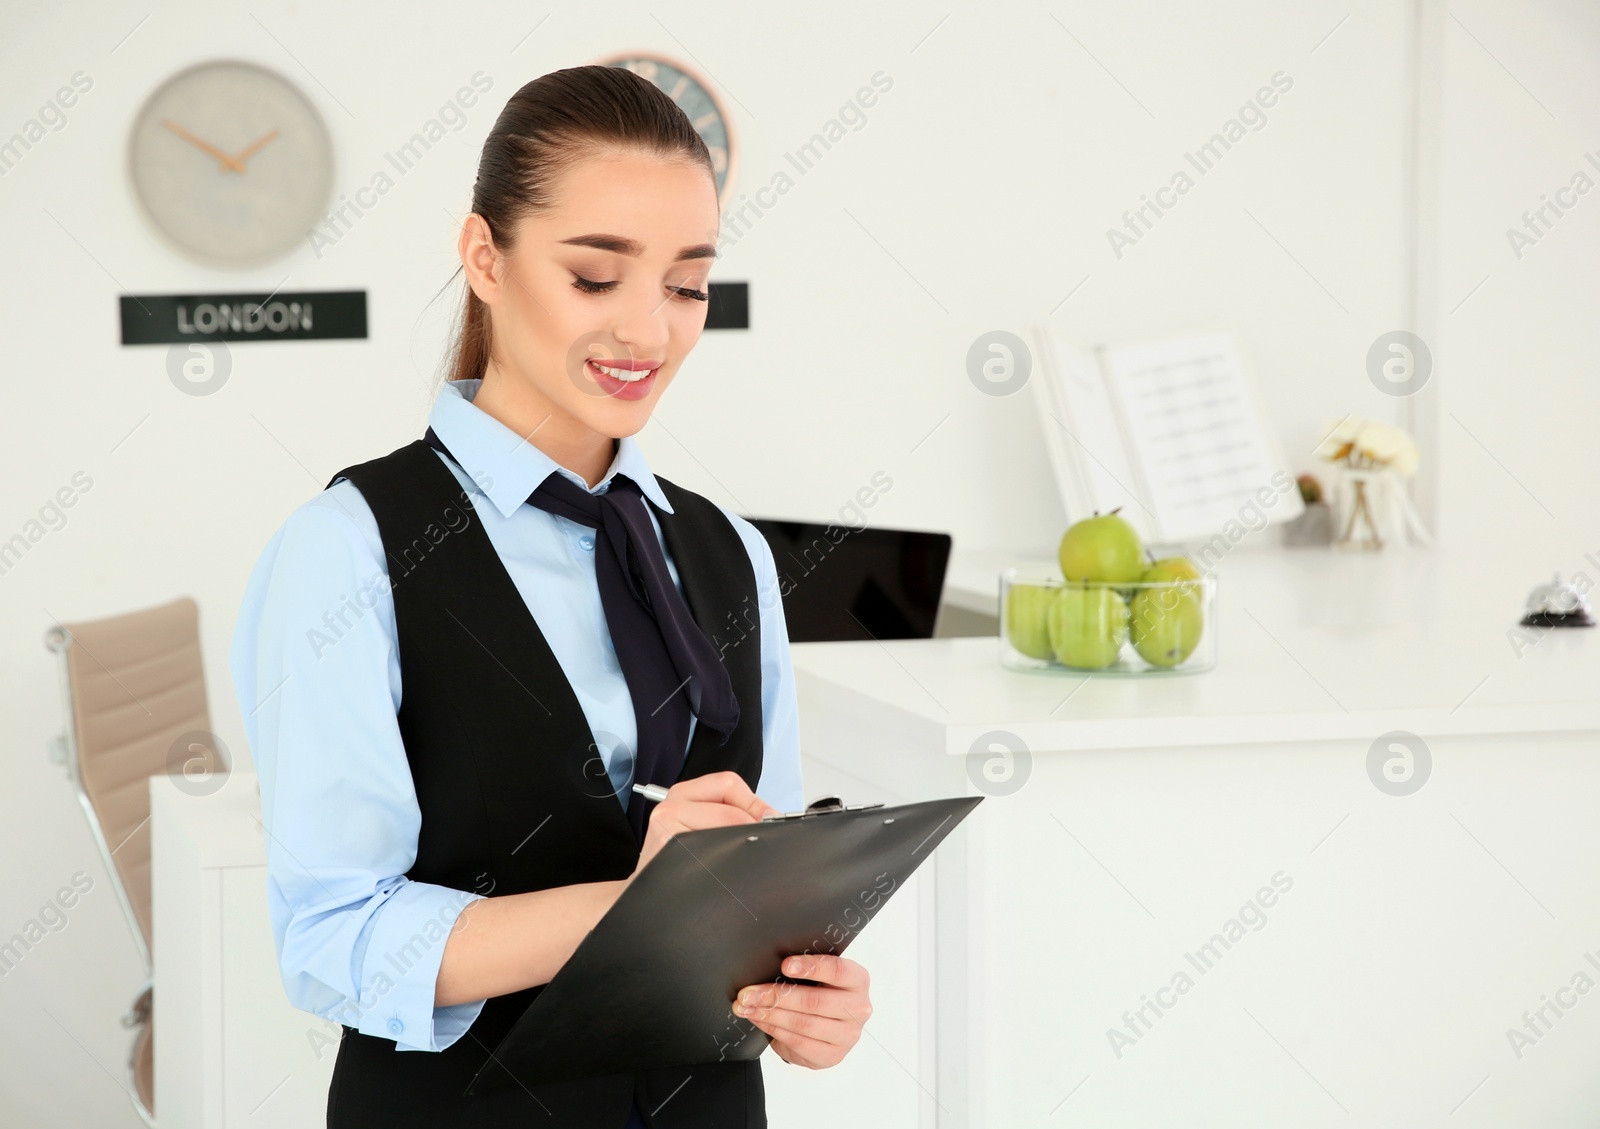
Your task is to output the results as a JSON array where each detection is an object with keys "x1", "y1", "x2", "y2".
[{"x1": 743, "y1": 519, "x2": 952, "y2": 643}]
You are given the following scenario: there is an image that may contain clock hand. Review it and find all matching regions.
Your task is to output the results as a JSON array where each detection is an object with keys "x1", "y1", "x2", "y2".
[
  {"x1": 231, "y1": 129, "x2": 281, "y2": 167},
  {"x1": 162, "y1": 119, "x2": 246, "y2": 173}
]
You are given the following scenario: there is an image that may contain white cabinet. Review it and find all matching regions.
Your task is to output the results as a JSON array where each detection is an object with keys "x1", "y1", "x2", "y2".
[
  {"x1": 787, "y1": 546, "x2": 1600, "y2": 1127},
  {"x1": 150, "y1": 771, "x2": 335, "y2": 1127}
]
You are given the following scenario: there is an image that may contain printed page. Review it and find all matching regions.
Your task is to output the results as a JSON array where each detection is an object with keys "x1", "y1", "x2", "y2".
[{"x1": 1101, "y1": 332, "x2": 1286, "y2": 543}]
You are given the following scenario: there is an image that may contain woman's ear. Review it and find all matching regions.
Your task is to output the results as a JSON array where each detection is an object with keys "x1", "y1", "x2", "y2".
[{"x1": 458, "y1": 212, "x2": 502, "y2": 307}]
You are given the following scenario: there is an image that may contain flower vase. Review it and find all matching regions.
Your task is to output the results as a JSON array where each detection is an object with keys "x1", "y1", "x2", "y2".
[{"x1": 1332, "y1": 467, "x2": 1396, "y2": 551}]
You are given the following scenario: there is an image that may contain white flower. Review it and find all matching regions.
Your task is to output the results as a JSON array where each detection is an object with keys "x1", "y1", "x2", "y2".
[
  {"x1": 1356, "y1": 422, "x2": 1420, "y2": 477},
  {"x1": 1315, "y1": 415, "x2": 1419, "y2": 477}
]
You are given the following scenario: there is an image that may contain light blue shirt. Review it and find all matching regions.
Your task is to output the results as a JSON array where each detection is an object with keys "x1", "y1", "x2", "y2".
[{"x1": 228, "y1": 378, "x2": 804, "y2": 1053}]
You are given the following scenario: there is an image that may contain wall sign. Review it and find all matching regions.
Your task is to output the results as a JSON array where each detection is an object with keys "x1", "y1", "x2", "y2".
[
  {"x1": 705, "y1": 281, "x2": 748, "y2": 330},
  {"x1": 119, "y1": 289, "x2": 367, "y2": 344}
]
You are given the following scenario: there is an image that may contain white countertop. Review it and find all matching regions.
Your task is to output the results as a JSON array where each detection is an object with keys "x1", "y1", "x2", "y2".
[
  {"x1": 795, "y1": 544, "x2": 1599, "y2": 755},
  {"x1": 150, "y1": 769, "x2": 265, "y2": 867}
]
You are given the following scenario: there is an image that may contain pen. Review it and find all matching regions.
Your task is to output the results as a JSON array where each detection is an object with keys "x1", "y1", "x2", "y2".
[{"x1": 632, "y1": 782, "x2": 670, "y2": 803}]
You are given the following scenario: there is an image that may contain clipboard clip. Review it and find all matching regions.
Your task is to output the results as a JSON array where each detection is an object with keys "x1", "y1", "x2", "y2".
[{"x1": 760, "y1": 795, "x2": 885, "y2": 822}]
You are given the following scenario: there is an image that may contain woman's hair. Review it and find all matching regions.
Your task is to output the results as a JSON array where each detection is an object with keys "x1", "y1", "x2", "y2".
[{"x1": 444, "y1": 65, "x2": 717, "y2": 385}]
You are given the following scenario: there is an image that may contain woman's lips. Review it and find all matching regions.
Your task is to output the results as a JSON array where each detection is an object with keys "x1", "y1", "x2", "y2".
[{"x1": 587, "y1": 358, "x2": 659, "y2": 401}]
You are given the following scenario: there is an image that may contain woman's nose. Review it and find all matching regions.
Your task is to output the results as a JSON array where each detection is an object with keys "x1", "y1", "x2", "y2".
[{"x1": 609, "y1": 289, "x2": 675, "y2": 352}]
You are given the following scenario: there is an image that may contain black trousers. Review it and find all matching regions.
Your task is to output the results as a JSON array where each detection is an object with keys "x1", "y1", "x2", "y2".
[{"x1": 326, "y1": 1024, "x2": 767, "y2": 1127}]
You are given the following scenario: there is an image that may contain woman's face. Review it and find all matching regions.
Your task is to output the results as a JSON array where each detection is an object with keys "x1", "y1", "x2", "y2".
[{"x1": 461, "y1": 148, "x2": 721, "y2": 442}]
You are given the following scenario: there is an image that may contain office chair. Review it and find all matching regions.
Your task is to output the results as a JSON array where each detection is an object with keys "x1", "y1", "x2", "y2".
[{"x1": 43, "y1": 595, "x2": 229, "y2": 1127}]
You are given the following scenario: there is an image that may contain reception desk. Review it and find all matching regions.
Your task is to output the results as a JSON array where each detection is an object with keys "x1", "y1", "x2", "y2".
[
  {"x1": 789, "y1": 544, "x2": 1600, "y2": 1127},
  {"x1": 148, "y1": 543, "x2": 1599, "y2": 1127}
]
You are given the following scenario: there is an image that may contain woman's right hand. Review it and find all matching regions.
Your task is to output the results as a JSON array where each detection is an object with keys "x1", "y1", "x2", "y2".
[{"x1": 628, "y1": 771, "x2": 782, "y2": 883}]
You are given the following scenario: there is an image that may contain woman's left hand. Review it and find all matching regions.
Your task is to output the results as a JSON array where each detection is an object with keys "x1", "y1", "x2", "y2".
[{"x1": 732, "y1": 954, "x2": 872, "y2": 1069}]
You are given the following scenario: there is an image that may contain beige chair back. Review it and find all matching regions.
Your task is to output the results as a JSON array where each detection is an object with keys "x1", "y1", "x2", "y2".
[{"x1": 45, "y1": 594, "x2": 226, "y2": 1126}]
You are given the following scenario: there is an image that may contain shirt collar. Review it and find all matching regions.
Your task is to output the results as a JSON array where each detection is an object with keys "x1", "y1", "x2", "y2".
[{"x1": 428, "y1": 379, "x2": 674, "y2": 519}]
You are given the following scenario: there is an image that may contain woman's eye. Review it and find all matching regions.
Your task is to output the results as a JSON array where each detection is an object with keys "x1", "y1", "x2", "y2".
[{"x1": 570, "y1": 274, "x2": 708, "y2": 302}]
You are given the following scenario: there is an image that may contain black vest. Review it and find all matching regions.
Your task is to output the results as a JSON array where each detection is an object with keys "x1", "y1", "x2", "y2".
[{"x1": 322, "y1": 439, "x2": 768, "y2": 1128}]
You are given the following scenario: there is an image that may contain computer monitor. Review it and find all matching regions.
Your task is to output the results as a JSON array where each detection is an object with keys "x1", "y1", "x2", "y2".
[{"x1": 742, "y1": 518, "x2": 953, "y2": 643}]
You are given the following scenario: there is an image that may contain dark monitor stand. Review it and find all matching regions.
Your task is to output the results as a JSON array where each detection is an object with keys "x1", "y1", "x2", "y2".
[{"x1": 742, "y1": 519, "x2": 953, "y2": 643}]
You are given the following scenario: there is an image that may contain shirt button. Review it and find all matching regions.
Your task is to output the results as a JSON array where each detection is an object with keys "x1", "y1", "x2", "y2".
[
  {"x1": 387, "y1": 1018, "x2": 404, "y2": 1036},
  {"x1": 579, "y1": 535, "x2": 595, "y2": 551}
]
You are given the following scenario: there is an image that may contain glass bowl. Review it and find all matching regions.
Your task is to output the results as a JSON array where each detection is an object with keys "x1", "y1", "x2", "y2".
[{"x1": 999, "y1": 566, "x2": 1218, "y2": 675}]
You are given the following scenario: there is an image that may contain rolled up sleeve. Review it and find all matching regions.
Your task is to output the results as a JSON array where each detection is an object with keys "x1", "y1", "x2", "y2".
[{"x1": 229, "y1": 489, "x2": 488, "y2": 1052}]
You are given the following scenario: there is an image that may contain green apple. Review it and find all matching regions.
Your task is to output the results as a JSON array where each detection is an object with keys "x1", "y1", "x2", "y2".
[
  {"x1": 1047, "y1": 584, "x2": 1129, "y2": 669},
  {"x1": 1004, "y1": 582, "x2": 1058, "y2": 661},
  {"x1": 1059, "y1": 509, "x2": 1145, "y2": 584},
  {"x1": 1129, "y1": 583, "x2": 1204, "y2": 667},
  {"x1": 1142, "y1": 555, "x2": 1201, "y2": 583}
]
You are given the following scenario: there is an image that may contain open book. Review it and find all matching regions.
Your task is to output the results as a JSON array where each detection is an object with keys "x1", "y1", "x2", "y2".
[{"x1": 1027, "y1": 327, "x2": 1302, "y2": 548}]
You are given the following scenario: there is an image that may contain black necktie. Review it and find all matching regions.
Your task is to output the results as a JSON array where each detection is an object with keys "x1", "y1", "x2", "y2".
[{"x1": 422, "y1": 428, "x2": 739, "y2": 844}]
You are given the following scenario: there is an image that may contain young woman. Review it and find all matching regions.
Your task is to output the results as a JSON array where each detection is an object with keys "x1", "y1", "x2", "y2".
[{"x1": 230, "y1": 65, "x2": 872, "y2": 1128}]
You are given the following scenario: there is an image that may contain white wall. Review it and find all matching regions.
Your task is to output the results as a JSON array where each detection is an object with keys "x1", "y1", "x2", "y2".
[
  {"x1": 1438, "y1": 0, "x2": 1600, "y2": 565},
  {"x1": 0, "y1": 1, "x2": 1593, "y2": 1125}
]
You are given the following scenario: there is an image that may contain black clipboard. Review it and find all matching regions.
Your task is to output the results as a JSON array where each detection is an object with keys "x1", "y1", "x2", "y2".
[{"x1": 464, "y1": 793, "x2": 983, "y2": 1095}]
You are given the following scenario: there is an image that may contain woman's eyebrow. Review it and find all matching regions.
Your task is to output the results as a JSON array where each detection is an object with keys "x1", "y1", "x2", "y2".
[{"x1": 558, "y1": 233, "x2": 718, "y2": 261}]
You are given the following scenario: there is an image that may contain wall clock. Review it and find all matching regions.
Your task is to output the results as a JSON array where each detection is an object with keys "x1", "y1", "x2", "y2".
[
  {"x1": 596, "y1": 51, "x2": 737, "y2": 208},
  {"x1": 127, "y1": 59, "x2": 334, "y2": 268}
]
